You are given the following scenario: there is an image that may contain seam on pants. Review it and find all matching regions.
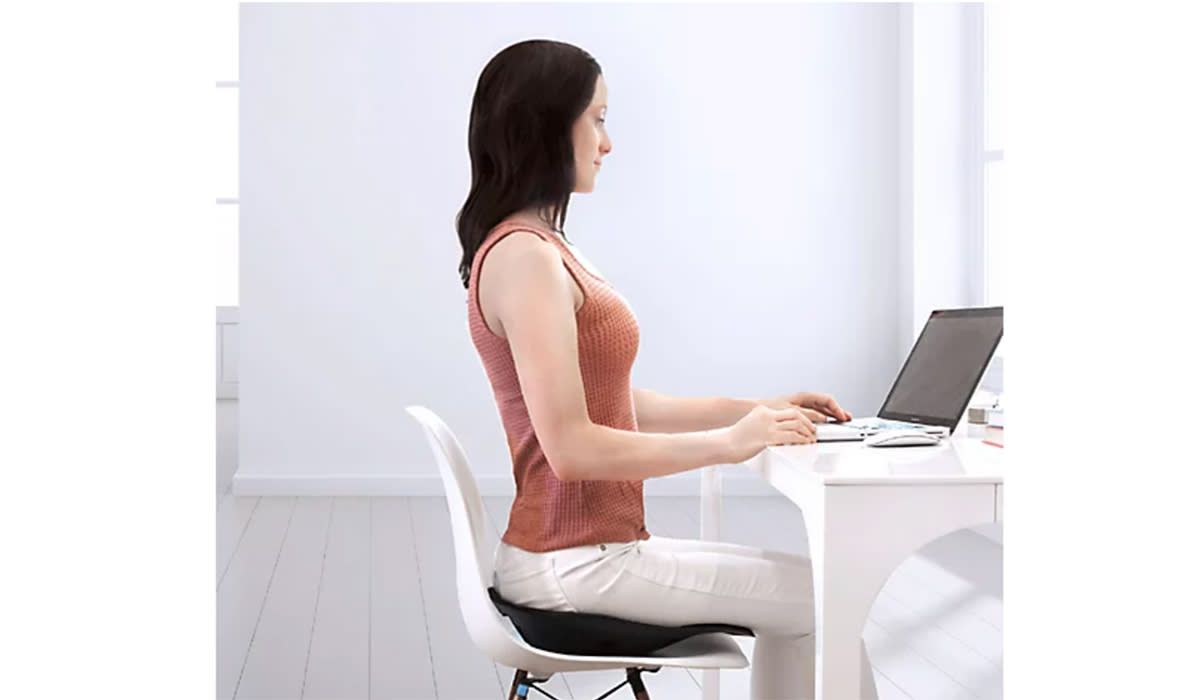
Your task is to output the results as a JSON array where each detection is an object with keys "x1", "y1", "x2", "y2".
[
  {"x1": 494, "y1": 568, "x2": 551, "y2": 588},
  {"x1": 549, "y1": 556, "x2": 581, "y2": 612},
  {"x1": 617, "y1": 564, "x2": 811, "y2": 605}
]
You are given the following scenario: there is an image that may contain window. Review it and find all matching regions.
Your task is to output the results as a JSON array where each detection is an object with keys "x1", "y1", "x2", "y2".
[
  {"x1": 983, "y1": 2, "x2": 1004, "y2": 307},
  {"x1": 216, "y1": 5, "x2": 239, "y2": 307},
  {"x1": 978, "y1": 2, "x2": 1005, "y2": 389}
]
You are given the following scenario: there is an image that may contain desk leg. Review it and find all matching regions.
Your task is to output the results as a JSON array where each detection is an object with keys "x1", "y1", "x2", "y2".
[
  {"x1": 810, "y1": 491, "x2": 881, "y2": 700},
  {"x1": 700, "y1": 466, "x2": 723, "y2": 700},
  {"x1": 807, "y1": 484, "x2": 996, "y2": 700},
  {"x1": 700, "y1": 464, "x2": 722, "y2": 541}
]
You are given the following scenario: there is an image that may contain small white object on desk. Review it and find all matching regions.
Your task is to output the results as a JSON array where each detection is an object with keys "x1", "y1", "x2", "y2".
[
  {"x1": 863, "y1": 430, "x2": 943, "y2": 448},
  {"x1": 967, "y1": 390, "x2": 1002, "y2": 423},
  {"x1": 983, "y1": 407, "x2": 1005, "y2": 447}
]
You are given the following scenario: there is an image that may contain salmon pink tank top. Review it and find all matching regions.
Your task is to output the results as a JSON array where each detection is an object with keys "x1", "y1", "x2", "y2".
[{"x1": 466, "y1": 220, "x2": 649, "y2": 552}]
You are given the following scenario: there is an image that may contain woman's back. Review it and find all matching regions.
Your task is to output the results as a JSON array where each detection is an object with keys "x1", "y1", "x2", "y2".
[{"x1": 466, "y1": 219, "x2": 649, "y2": 552}]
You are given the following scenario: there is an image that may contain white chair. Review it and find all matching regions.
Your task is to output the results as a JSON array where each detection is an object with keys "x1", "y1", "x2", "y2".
[{"x1": 405, "y1": 405, "x2": 749, "y2": 700}]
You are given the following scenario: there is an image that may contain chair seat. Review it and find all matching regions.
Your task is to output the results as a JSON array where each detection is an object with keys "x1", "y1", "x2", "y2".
[{"x1": 488, "y1": 587, "x2": 754, "y2": 657}]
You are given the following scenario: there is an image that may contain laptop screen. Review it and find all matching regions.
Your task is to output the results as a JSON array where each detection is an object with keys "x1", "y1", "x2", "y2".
[{"x1": 878, "y1": 307, "x2": 1004, "y2": 429}]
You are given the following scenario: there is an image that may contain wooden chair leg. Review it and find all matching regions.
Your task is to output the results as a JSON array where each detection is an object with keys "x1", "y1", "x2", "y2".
[
  {"x1": 626, "y1": 668, "x2": 650, "y2": 700},
  {"x1": 508, "y1": 669, "x2": 530, "y2": 700}
]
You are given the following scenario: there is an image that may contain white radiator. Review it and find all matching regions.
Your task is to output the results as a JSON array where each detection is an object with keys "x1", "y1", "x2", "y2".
[{"x1": 216, "y1": 306, "x2": 238, "y2": 399}]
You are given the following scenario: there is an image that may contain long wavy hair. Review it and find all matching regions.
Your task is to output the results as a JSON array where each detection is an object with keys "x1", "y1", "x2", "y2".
[{"x1": 455, "y1": 39, "x2": 603, "y2": 289}]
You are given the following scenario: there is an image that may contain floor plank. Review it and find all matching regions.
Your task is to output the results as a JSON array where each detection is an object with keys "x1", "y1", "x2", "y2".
[
  {"x1": 216, "y1": 497, "x2": 294, "y2": 700},
  {"x1": 370, "y1": 497, "x2": 438, "y2": 699},
  {"x1": 895, "y1": 535, "x2": 1003, "y2": 631},
  {"x1": 217, "y1": 493, "x2": 260, "y2": 589},
  {"x1": 216, "y1": 399, "x2": 238, "y2": 501},
  {"x1": 864, "y1": 619, "x2": 979, "y2": 700},
  {"x1": 235, "y1": 497, "x2": 332, "y2": 699},
  {"x1": 878, "y1": 583, "x2": 1003, "y2": 668},
  {"x1": 874, "y1": 665, "x2": 917, "y2": 700},
  {"x1": 564, "y1": 666, "x2": 701, "y2": 699},
  {"x1": 869, "y1": 591, "x2": 1000, "y2": 697},
  {"x1": 409, "y1": 497, "x2": 506, "y2": 700},
  {"x1": 301, "y1": 497, "x2": 371, "y2": 699}
]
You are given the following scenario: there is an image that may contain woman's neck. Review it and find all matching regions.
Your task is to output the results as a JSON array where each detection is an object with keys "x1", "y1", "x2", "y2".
[{"x1": 507, "y1": 208, "x2": 562, "y2": 234}]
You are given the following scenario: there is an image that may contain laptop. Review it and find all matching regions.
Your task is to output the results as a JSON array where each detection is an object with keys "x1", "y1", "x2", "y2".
[{"x1": 817, "y1": 307, "x2": 1004, "y2": 442}]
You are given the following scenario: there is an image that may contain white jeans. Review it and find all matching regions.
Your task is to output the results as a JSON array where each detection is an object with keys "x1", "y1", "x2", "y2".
[{"x1": 494, "y1": 535, "x2": 879, "y2": 700}]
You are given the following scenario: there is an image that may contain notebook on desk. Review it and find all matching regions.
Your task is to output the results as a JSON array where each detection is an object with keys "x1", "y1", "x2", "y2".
[{"x1": 817, "y1": 307, "x2": 1004, "y2": 442}]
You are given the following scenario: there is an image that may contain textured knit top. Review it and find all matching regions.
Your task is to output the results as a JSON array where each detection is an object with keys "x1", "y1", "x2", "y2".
[{"x1": 466, "y1": 219, "x2": 650, "y2": 552}]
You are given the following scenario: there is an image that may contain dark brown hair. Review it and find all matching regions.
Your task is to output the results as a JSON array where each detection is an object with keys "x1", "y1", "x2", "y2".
[{"x1": 455, "y1": 39, "x2": 602, "y2": 288}]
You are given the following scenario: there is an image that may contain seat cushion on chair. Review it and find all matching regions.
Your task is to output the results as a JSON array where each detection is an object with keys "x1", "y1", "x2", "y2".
[{"x1": 488, "y1": 587, "x2": 754, "y2": 657}]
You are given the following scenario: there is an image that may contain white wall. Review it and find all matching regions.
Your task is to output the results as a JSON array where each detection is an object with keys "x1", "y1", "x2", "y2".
[
  {"x1": 900, "y1": 3, "x2": 985, "y2": 356},
  {"x1": 236, "y1": 3, "x2": 921, "y2": 494}
]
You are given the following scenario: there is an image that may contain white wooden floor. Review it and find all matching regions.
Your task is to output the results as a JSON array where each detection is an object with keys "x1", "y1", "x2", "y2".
[{"x1": 217, "y1": 401, "x2": 1003, "y2": 700}]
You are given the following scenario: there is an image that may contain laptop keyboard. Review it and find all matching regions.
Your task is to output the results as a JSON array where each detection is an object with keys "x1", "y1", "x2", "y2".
[{"x1": 843, "y1": 418, "x2": 924, "y2": 430}]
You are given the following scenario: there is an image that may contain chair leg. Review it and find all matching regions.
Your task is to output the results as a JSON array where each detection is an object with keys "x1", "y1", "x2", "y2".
[
  {"x1": 625, "y1": 668, "x2": 650, "y2": 700},
  {"x1": 508, "y1": 669, "x2": 530, "y2": 700}
]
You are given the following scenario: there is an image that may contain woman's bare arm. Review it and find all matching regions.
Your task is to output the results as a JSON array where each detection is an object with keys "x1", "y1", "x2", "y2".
[
  {"x1": 631, "y1": 388, "x2": 764, "y2": 434},
  {"x1": 484, "y1": 233, "x2": 737, "y2": 482}
]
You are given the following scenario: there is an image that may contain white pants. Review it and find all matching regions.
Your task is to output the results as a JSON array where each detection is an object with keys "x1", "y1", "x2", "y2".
[{"x1": 494, "y1": 535, "x2": 879, "y2": 700}]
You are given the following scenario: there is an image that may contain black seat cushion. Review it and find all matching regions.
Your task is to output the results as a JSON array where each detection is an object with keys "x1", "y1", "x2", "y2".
[{"x1": 488, "y1": 587, "x2": 754, "y2": 657}]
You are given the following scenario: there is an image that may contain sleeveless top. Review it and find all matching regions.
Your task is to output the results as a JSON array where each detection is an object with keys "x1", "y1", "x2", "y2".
[{"x1": 466, "y1": 219, "x2": 650, "y2": 552}]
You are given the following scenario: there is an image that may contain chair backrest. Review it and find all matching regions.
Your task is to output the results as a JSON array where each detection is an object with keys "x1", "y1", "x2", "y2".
[{"x1": 404, "y1": 405, "x2": 530, "y2": 665}]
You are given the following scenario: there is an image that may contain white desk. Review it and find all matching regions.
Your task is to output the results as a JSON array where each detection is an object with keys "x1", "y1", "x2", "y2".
[{"x1": 699, "y1": 433, "x2": 1004, "y2": 700}]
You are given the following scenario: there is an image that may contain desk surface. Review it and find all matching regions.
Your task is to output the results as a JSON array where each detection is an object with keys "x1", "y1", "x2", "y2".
[{"x1": 748, "y1": 434, "x2": 1004, "y2": 486}]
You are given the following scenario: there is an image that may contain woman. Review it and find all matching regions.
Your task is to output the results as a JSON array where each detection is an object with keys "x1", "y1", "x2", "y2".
[{"x1": 456, "y1": 39, "x2": 878, "y2": 700}]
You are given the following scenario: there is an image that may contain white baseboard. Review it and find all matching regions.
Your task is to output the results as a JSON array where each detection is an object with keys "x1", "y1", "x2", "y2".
[{"x1": 232, "y1": 468, "x2": 781, "y2": 497}]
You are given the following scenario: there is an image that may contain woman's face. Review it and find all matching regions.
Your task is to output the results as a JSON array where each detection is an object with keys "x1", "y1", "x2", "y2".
[{"x1": 571, "y1": 74, "x2": 612, "y2": 193}]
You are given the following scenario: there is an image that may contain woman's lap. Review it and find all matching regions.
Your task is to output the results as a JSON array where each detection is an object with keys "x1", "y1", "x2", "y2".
[{"x1": 494, "y1": 535, "x2": 815, "y2": 638}]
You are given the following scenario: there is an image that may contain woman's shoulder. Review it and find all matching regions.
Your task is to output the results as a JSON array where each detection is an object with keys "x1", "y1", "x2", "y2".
[
  {"x1": 478, "y1": 220, "x2": 566, "y2": 265},
  {"x1": 484, "y1": 230, "x2": 564, "y2": 276},
  {"x1": 475, "y1": 224, "x2": 567, "y2": 284},
  {"x1": 483, "y1": 221, "x2": 561, "y2": 254},
  {"x1": 487, "y1": 218, "x2": 564, "y2": 244}
]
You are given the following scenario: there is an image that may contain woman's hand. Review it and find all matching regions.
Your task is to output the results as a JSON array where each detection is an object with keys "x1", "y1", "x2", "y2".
[
  {"x1": 764, "y1": 391, "x2": 853, "y2": 424},
  {"x1": 724, "y1": 404, "x2": 817, "y2": 463}
]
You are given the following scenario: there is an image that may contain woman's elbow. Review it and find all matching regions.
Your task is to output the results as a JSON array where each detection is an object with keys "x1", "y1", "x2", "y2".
[
  {"x1": 545, "y1": 452, "x2": 582, "y2": 482},
  {"x1": 541, "y1": 422, "x2": 592, "y2": 482},
  {"x1": 551, "y1": 462, "x2": 581, "y2": 482}
]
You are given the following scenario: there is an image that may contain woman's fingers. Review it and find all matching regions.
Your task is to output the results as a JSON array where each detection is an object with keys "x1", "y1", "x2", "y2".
[
  {"x1": 806, "y1": 393, "x2": 851, "y2": 422},
  {"x1": 798, "y1": 407, "x2": 829, "y2": 424},
  {"x1": 780, "y1": 430, "x2": 816, "y2": 445},
  {"x1": 777, "y1": 417, "x2": 816, "y2": 440},
  {"x1": 769, "y1": 408, "x2": 818, "y2": 444}
]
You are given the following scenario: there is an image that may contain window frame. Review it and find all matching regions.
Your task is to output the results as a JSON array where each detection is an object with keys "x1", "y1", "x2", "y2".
[{"x1": 979, "y1": 2, "x2": 1003, "y2": 309}]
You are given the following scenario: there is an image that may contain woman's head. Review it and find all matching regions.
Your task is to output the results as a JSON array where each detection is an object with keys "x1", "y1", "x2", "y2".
[{"x1": 455, "y1": 39, "x2": 612, "y2": 288}]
